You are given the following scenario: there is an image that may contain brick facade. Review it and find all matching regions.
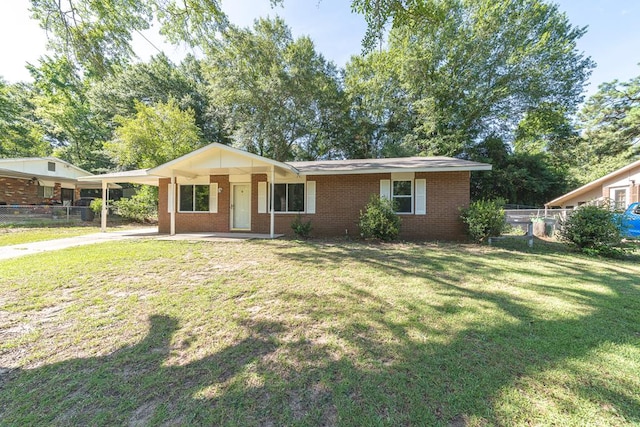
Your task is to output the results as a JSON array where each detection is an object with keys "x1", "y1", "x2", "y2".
[
  {"x1": 159, "y1": 171, "x2": 471, "y2": 241},
  {"x1": 0, "y1": 177, "x2": 78, "y2": 206},
  {"x1": 1, "y1": 177, "x2": 37, "y2": 204}
]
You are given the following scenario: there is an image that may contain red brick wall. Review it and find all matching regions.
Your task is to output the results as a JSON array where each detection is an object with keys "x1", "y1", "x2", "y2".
[
  {"x1": 399, "y1": 171, "x2": 470, "y2": 240},
  {"x1": 53, "y1": 183, "x2": 61, "y2": 202},
  {"x1": 158, "y1": 176, "x2": 231, "y2": 234},
  {"x1": 0, "y1": 177, "x2": 65, "y2": 205},
  {"x1": 159, "y1": 171, "x2": 471, "y2": 241},
  {"x1": 253, "y1": 171, "x2": 470, "y2": 241}
]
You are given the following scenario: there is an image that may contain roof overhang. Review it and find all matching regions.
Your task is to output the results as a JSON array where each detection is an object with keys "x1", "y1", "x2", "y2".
[
  {"x1": 77, "y1": 169, "x2": 161, "y2": 186},
  {"x1": 545, "y1": 158, "x2": 640, "y2": 207},
  {"x1": 77, "y1": 146, "x2": 493, "y2": 187},
  {"x1": 0, "y1": 168, "x2": 121, "y2": 188}
]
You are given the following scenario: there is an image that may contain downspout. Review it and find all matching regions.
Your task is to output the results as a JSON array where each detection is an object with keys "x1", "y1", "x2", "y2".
[
  {"x1": 170, "y1": 174, "x2": 176, "y2": 236},
  {"x1": 270, "y1": 166, "x2": 275, "y2": 238},
  {"x1": 101, "y1": 180, "x2": 108, "y2": 232}
]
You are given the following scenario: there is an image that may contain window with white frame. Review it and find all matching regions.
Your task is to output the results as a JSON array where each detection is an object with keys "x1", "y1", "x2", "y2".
[
  {"x1": 392, "y1": 180, "x2": 412, "y2": 213},
  {"x1": 179, "y1": 185, "x2": 210, "y2": 212},
  {"x1": 273, "y1": 183, "x2": 305, "y2": 212},
  {"x1": 612, "y1": 188, "x2": 627, "y2": 211},
  {"x1": 38, "y1": 185, "x2": 54, "y2": 198}
]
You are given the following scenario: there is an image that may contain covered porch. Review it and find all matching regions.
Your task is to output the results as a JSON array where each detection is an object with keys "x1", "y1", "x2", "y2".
[{"x1": 77, "y1": 143, "x2": 301, "y2": 238}]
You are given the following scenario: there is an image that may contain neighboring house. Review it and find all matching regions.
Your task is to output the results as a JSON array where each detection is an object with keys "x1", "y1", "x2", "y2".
[
  {"x1": 0, "y1": 157, "x2": 96, "y2": 206},
  {"x1": 546, "y1": 158, "x2": 640, "y2": 210},
  {"x1": 79, "y1": 143, "x2": 491, "y2": 240}
]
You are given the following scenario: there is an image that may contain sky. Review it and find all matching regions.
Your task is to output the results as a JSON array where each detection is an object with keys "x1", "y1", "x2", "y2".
[{"x1": 1, "y1": 0, "x2": 638, "y2": 98}]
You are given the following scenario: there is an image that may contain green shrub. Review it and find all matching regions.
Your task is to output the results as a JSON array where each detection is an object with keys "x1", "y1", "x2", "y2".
[
  {"x1": 89, "y1": 199, "x2": 102, "y2": 215},
  {"x1": 460, "y1": 198, "x2": 507, "y2": 243},
  {"x1": 558, "y1": 203, "x2": 626, "y2": 257},
  {"x1": 111, "y1": 186, "x2": 158, "y2": 223},
  {"x1": 359, "y1": 195, "x2": 401, "y2": 241},
  {"x1": 291, "y1": 215, "x2": 312, "y2": 239}
]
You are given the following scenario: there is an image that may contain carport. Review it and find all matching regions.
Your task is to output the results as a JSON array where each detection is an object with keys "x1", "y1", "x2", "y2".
[{"x1": 77, "y1": 169, "x2": 161, "y2": 232}]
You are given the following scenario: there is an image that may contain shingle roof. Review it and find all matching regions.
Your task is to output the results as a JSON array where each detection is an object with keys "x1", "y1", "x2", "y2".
[{"x1": 288, "y1": 157, "x2": 491, "y2": 174}]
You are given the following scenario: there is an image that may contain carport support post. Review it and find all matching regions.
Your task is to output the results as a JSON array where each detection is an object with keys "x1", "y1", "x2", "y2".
[
  {"x1": 170, "y1": 174, "x2": 176, "y2": 236},
  {"x1": 270, "y1": 166, "x2": 275, "y2": 238},
  {"x1": 101, "y1": 180, "x2": 108, "y2": 232}
]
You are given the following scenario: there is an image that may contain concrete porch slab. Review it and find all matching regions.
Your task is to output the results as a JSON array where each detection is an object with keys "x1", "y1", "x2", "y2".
[{"x1": 157, "y1": 232, "x2": 285, "y2": 242}]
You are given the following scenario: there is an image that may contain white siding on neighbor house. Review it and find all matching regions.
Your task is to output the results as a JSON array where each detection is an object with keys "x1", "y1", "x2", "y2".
[
  {"x1": 552, "y1": 162, "x2": 640, "y2": 208},
  {"x1": 603, "y1": 168, "x2": 640, "y2": 189},
  {"x1": 0, "y1": 159, "x2": 90, "y2": 178},
  {"x1": 559, "y1": 187, "x2": 602, "y2": 208}
]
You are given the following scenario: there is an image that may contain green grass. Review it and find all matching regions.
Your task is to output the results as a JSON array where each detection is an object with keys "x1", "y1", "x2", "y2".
[
  {"x1": 0, "y1": 238, "x2": 638, "y2": 426},
  {"x1": 0, "y1": 226, "x2": 99, "y2": 246},
  {"x1": 0, "y1": 223, "x2": 150, "y2": 246}
]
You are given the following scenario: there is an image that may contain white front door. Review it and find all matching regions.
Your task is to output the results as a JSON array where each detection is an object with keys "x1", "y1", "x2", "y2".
[{"x1": 231, "y1": 184, "x2": 251, "y2": 230}]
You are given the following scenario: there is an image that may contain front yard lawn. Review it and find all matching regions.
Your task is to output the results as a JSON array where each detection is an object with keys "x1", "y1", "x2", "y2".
[
  {"x1": 0, "y1": 239, "x2": 638, "y2": 426},
  {"x1": 0, "y1": 226, "x2": 98, "y2": 247}
]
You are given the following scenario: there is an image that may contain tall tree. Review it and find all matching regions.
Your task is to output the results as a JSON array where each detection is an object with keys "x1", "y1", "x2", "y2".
[
  {"x1": 572, "y1": 74, "x2": 640, "y2": 183},
  {"x1": 343, "y1": 52, "x2": 414, "y2": 158},
  {"x1": 28, "y1": 57, "x2": 111, "y2": 172},
  {"x1": 89, "y1": 53, "x2": 226, "y2": 144},
  {"x1": 345, "y1": 0, "x2": 593, "y2": 158},
  {"x1": 0, "y1": 79, "x2": 49, "y2": 157},
  {"x1": 105, "y1": 98, "x2": 203, "y2": 169},
  {"x1": 468, "y1": 135, "x2": 569, "y2": 206},
  {"x1": 205, "y1": 17, "x2": 346, "y2": 161},
  {"x1": 28, "y1": 0, "x2": 231, "y2": 77}
]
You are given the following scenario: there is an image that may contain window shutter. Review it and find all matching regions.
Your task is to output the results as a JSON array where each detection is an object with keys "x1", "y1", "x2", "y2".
[
  {"x1": 209, "y1": 183, "x2": 218, "y2": 213},
  {"x1": 167, "y1": 183, "x2": 174, "y2": 213},
  {"x1": 380, "y1": 179, "x2": 391, "y2": 200},
  {"x1": 306, "y1": 181, "x2": 316, "y2": 214},
  {"x1": 258, "y1": 182, "x2": 267, "y2": 213},
  {"x1": 415, "y1": 179, "x2": 426, "y2": 215}
]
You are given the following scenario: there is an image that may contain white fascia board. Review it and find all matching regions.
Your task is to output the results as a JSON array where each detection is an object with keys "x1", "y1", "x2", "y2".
[{"x1": 148, "y1": 142, "x2": 300, "y2": 177}]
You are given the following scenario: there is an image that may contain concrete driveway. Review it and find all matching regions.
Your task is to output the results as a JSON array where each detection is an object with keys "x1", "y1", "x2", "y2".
[{"x1": 0, "y1": 228, "x2": 158, "y2": 261}]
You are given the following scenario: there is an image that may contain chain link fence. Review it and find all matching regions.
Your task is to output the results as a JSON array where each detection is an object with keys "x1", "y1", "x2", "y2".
[
  {"x1": 0, "y1": 205, "x2": 96, "y2": 225},
  {"x1": 504, "y1": 208, "x2": 573, "y2": 237}
]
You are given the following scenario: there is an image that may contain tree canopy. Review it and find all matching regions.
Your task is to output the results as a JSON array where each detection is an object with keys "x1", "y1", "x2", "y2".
[
  {"x1": 345, "y1": 0, "x2": 593, "y2": 158},
  {"x1": 105, "y1": 98, "x2": 203, "y2": 169},
  {"x1": 5, "y1": 0, "x2": 635, "y2": 207},
  {"x1": 28, "y1": 0, "x2": 231, "y2": 77},
  {"x1": 572, "y1": 75, "x2": 640, "y2": 183},
  {"x1": 0, "y1": 79, "x2": 49, "y2": 157},
  {"x1": 205, "y1": 17, "x2": 346, "y2": 161}
]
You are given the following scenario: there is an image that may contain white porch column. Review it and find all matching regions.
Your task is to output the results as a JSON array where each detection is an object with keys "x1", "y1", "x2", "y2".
[
  {"x1": 270, "y1": 166, "x2": 275, "y2": 238},
  {"x1": 100, "y1": 180, "x2": 108, "y2": 232},
  {"x1": 170, "y1": 174, "x2": 176, "y2": 236}
]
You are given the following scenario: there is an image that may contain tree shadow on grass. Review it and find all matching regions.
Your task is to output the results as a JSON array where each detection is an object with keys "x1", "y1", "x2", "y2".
[
  {"x1": 1, "y1": 241, "x2": 639, "y2": 425},
  {"x1": 0, "y1": 315, "x2": 283, "y2": 425},
  {"x1": 271, "y1": 241, "x2": 640, "y2": 424}
]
